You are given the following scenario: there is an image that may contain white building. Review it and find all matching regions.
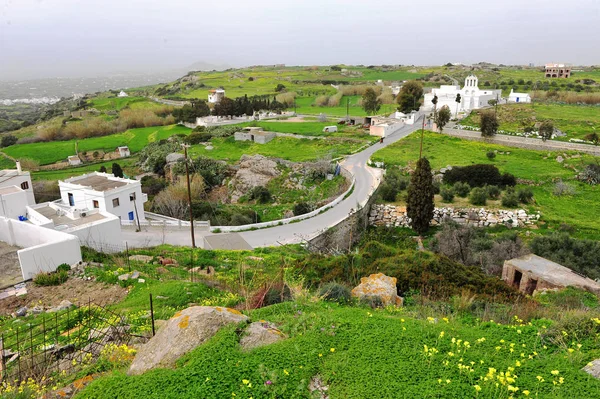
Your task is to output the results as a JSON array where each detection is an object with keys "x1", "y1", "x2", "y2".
[
  {"x1": 0, "y1": 161, "x2": 35, "y2": 205},
  {"x1": 68, "y1": 155, "x2": 82, "y2": 166},
  {"x1": 423, "y1": 75, "x2": 501, "y2": 115},
  {"x1": 58, "y1": 172, "x2": 147, "y2": 222},
  {"x1": 208, "y1": 89, "x2": 225, "y2": 104},
  {"x1": 118, "y1": 90, "x2": 129, "y2": 97},
  {"x1": 116, "y1": 146, "x2": 131, "y2": 158},
  {"x1": 507, "y1": 89, "x2": 532, "y2": 104}
]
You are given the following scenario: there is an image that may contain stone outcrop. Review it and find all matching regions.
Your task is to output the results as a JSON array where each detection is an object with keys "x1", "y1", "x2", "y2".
[
  {"x1": 229, "y1": 155, "x2": 281, "y2": 202},
  {"x1": 128, "y1": 306, "x2": 248, "y2": 375},
  {"x1": 351, "y1": 273, "x2": 402, "y2": 307},
  {"x1": 239, "y1": 321, "x2": 285, "y2": 350},
  {"x1": 584, "y1": 359, "x2": 600, "y2": 380},
  {"x1": 369, "y1": 204, "x2": 540, "y2": 228}
]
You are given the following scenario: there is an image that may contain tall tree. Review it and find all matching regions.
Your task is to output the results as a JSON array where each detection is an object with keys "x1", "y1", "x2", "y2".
[
  {"x1": 112, "y1": 162, "x2": 124, "y2": 178},
  {"x1": 454, "y1": 93, "x2": 461, "y2": 118},
  {"x1": 538, "y1": 121, "x2": 554, "y2": 142},
  {"x1": 213, "y1": 97, "x2": 235, "y2": 118},
  {"x1": 435, "y1": 105, "x2": 451, "y2": 133},
  {"x1": 480, "y1": 110, "x2": 499, "y2": 138},
  {"x1": 407, "y1": 157, "x2": 435, "y2": 235},
  {"x1": 362, "y1": 88, "x2": 382, "y2": 115},
  {"x1": 431, "y1": 94, "x2": 438, "y2": 121},
  {"x1": 99, "y1": 165, "x2": 107, "y2": 173},
  {"x1": 396, "y1": 81, "x2": 423, "y2": 113}
]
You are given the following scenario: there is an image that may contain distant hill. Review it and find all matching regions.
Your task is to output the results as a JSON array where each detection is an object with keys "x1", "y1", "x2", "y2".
[{"x1": 184, "y1": 61, "x2": 231, "y2": 72}]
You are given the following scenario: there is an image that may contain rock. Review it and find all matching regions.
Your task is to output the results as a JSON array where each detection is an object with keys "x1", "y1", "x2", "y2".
[
  {"x1": 15, "y1": 307, "x2": 27, "y2": 317},
  {"x1": 128, "y1": 306, "x2": 248, "y2": 375},
  {"x1": 240, "y1": 321, "x2": 285, "y2": 350},
  {"x1": 158, "y1": 257, "x2": 177, "y2": 266},
  {"x1": 30, "y1": 306, "x2": 44, "y2": 315},
  {"x1": 156, "y1": 267, "x2": 169, "y2": 274},
  {"x1": 47, "y1": 300, "x2": 74, "y2": 313},
  {"x1": 351, "y1": 273, "x2": 403, "y2": 307},
  {"x1": 129, "y1": 255, "x2": 153, "y2": 263},
  {"x1": 130, "y1": 271, "x2": 140, "y2": 279},
  {"x1": 229, "y1": 155, "x2": 281, "y2": 202},
  {"x1": 556, "y1": 156, "x2": 564, "y2": 163},
  {"x1": 309, "y1": 375, "x2": 330, "y2": 399},
  {"x1": 189, "y1": 266, "x2": 215, "y2": 275},
  {"x1": 118, "y1": 273, "x2": 130, "y2": 281},
  {"x1": 584, "y1": 359, "x2": 600, "y2": 379},
  {"x1": 205, "y1": 145, "x2": 214, "y2": 150},
  {"x1": 138, "y1": 278, "x2": 146, "y2": 283},
  {"x1": 166, "y1": 153, "x2": 184, "y2": 164}
]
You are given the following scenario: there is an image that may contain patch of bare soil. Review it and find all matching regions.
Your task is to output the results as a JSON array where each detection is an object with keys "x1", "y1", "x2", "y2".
[{"x1": 0, "y1": 279, "x2": 128, "y2": 315}]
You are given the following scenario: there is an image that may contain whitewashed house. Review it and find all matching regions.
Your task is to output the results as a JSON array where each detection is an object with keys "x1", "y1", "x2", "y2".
[
  {"x1": 208, "y1": 89, "x2": 225, "y2": 103},
  {"x1": 116, "y1": 146, "x2": 131, "y2": 158},
  {"x1": 423, "y1": 75, "x2": 501, "y2": 114},
  {"x1": 58, "y1": 172, "x2": 147, "y2": 222},
  {"x1": 507, "y1": 89, "x2": 532, "y2": 104},
  {"x1": 68, "y1": 155, "x2": 82, "y2": 166},
  {"x1": 0, "y1": 161, "x2": 35, "y2": 205},
  {"x1": 118, "y1": 90, "x2": 129, "y2": 97}
]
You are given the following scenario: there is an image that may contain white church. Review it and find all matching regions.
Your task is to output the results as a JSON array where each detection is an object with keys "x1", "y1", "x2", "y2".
[{"x1": 423, "y1": 75, "x2": 502, "y2": 114}]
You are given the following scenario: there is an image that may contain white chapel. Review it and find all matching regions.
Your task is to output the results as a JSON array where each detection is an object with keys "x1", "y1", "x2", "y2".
[{"x1": 423, "y1": 75, "x2": 502, "y2": 114}]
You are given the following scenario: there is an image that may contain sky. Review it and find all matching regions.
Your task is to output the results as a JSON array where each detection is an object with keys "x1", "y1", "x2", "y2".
[{"x1": 1, "y1": 0, "x2": 599, "y2": 80}]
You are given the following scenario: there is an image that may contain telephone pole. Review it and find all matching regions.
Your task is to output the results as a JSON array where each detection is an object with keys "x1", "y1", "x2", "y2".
[{"x1": 182, "y1": 144, "x2": 196, "y2": 248}]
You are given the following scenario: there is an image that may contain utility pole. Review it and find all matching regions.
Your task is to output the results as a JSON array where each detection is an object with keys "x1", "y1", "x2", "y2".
[
  {"x1": 182, "y1": 144, "x2": 196, "y2": 248},
  {"x1": 495, "y1": 93, "x2": 499, "y2": 117},
  {"x1": 419, "y1": 115, "x2": 425, "y2": 159},
  {"x1": 346, "y1": 97, "x2": 350, "y2": 121},
  {"x1": 131, "y1": 193, "x2": 141, "y2": 232}
]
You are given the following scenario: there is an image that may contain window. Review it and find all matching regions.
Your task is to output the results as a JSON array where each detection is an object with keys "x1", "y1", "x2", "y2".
[
  {"x1": 93, "y1": 200, "x2": 99, "y2": 209},
  {"x1": 20, "y1": 181, "x2": 29, "y2": 190},
  {"x1": 130, "y1": 193, "x2": 136, "y2": 201},
  {"x1": 112, "y1": 198, "x2": 120, "y2": 208}
]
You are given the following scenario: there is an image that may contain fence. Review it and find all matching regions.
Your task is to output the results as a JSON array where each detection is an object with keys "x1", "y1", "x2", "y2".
[{"x1": 0, "y1": 300, "x2": 134, "y2": 385}]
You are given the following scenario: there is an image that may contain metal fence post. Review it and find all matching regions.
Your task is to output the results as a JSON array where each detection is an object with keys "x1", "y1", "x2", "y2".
[
  {"x1": 149, "y1": 293, "x2": 155, "y2": 337},
  {"x1": 126, "y1": 242, "x2": 131, "y2": 272}
]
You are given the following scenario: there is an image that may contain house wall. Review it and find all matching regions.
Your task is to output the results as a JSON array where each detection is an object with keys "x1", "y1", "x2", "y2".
[
  {"x1": 0, "y1": 173, "x2": 35, "y2": 205},
  {"x1": 0, "y1": 189, "x2": 28, "y2": 219},
  {"x1": 67, "y1": 214, "x2": 123, "y2": 253},
  {"x1": 0, "y1": 217, "x2": 82, "y2": 280}
]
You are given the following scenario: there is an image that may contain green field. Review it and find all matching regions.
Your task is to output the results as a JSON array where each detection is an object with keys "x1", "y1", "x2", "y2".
[
  {"x1": 0, "y1": 153, "x2": 14, "y2": 169},
  {"x1": 31, "y1": 157, "x2": 139, "y2": 181},
  {"x1": 3, "y1": 125, "x2": 191, "y2": 165},
  {"x1": 237, "y1": 120, "x2": 370, "y2": 140},
  {"x1": 373, "y1": 131, "x2": 600, "y2": 237},
  {"x1": 292, "y1": 95, "x2": 398, "y2": 117},
  {"x1": 90, "y1": 96, "x2": 161, "y2": 111},
  {"x1": 461, "y1": 103, "x2": 600, "y2": 141},
  {"x1": 189, "y1": 136, "x2": 371, "y2": 163}
]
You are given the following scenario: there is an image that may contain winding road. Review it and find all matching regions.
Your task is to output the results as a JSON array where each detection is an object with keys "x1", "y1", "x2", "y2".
[{"x1": 121, "y1": 120, "x2": 422, "y2": 248}]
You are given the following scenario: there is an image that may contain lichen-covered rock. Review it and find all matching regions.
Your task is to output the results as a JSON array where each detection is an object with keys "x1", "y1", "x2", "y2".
[
  {"x1": 128, "y1": 306, "x2": 248, "y2": 375},
  {"x1": 240, "y1": 321, "x2": 285, "y2": 350},
  {"x1": 351, "y1": 273, "x2": 402, "y2": 307},
  {"x1": 584, "y1": 359, "x2": 600, "y2": 379}
]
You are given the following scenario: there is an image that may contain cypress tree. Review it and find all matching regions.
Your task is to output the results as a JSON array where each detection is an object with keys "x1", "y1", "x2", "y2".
[{"x1": 407, "y1": 157, "x2": 435, "y2": 235}]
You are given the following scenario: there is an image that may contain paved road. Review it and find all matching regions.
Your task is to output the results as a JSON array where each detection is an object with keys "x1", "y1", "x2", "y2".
[{"x1": 122, "y1": 121, "x2": 422, "y2": 248}]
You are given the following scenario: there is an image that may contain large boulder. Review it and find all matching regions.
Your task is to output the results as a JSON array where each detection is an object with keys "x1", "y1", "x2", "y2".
[
  {"x1": 229, "y1": 155, "x2": 281, "y2": 202},
  {"x1": 128, "y1": 306, "x2": 248, "y2": 375},
  {"x1": 351, "y1": 273, "x2": 403, "y2": 307},
  {"x1": 584, "y1": 359, "x2": 600, "y2": 379},
  {"x1": 240, "y1": 321, "x2": 285, "y2": 350}
]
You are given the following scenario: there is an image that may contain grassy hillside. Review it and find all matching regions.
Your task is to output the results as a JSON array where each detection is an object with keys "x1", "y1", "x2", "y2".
[{"x1": 372, "y1": 131, "x2": 600, "y2": 238}]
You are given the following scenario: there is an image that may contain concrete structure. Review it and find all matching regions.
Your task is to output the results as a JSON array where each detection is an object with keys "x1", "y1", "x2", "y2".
[
  {"x1": 545, "y1": 63, "x2": 571, "y2": 78},
  {"x1": 390, "y1": 110, "x2": 421, "y2": 125},
  {"x1": 234, "y1": 127, "x2": 276, "y2": 144},
  {"x1": 118, "y1": 90, "x2": 129, "y2": 97},
  {"x1": 323, "y1": 125, "x2": 338, "y2": 133},
  {"x1": 203, "y1": 233, "x2": 253, "y2": 250},
  {"x1": 502, "y1": 254, "x2": 600, "y2": 295},
  {"x1": 507, "y1": 89, "x2": 531, "y2": 104},
  {"x1": 27, "y1": 202, "x2": 123, "y2": 253},
  {"x1": 208, "y1": 89, "x2": 225, "y2": 104},
  {"x1": 116, "y1": 146, "x2": 131, "y2": 158},
  {"x1": 0, "y1": 217, "x2": 82, "y2": 280},
  {"x1": 67, "y1": 155, "x2": 82, "y2": 166},
  {"x1": 0, "y1": 186, "x2": 29, "y2": 220},
  {"x1": 0, "y1": 162, "x2": 35, "y2": 205},
  {"x1": 369, "y1": 117, "x2": 404, "y2": 137},
  {"x1": 423, "y1": 75, "x2": 501, "y2": 114},
  {"x1": 58, "y1": 172, "x2": 147, "y2": 222}
]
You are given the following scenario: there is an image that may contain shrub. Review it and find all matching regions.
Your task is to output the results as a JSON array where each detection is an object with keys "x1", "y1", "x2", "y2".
[
  {"x1": 452, "y1": 182, "x2": 471, "y2": 197},
  {"x1": 380, "y1": 183, "x2": 397, "y2": 202},
  {"x1": 485, "y1": 185, "x2": 501, "y2": 200},
  {"x1": 230, "y1": 213, "x2": 253, "y2": 226},
  {"x1": 553, "y1": 180, "x2": 576, "y2": 196},
  {"x1": 530, "y1": 233, "x2": 600, "y2": 279},
  {"x1": 501, "y1": 191, "x2": 519, "y2": 207},
  {"x1": 578, "y1": 163, "x2": 600, "y2": 185},
  {"x1": 517, "y1": 187, "x2": 534, "y2": 203},
  {"x1": 263, "y1": 284, "x2": 292, "y2": 306},
  {"x1": 294, "y1": 202, "x2": 312, "y2": 216},
  {"x1": 249, "y1": 186, "x2": 272, "y2": 204},
  {"x1": 56, "y1": 263, "x2": 71, "y2": 273},
  {"x1": 469, "y1": 187, "x2": 487, "y2": 205},
  {"x1": 443, "y1": 164, "x2": 514, "y2": 188},
  {"x1": 319, "y1": 282, "x2": 351, "y2": 304},
  {"x1": 359, "y1": 295, "x2": 384, "y2": 309},
  {"x1": 0, "y1": 134, "x2": 18, "y2": 147},
  {"x1": 440, "y1": 187, "x2": 454, "y2": 202},
  {"x1": 486, "y1": 151, "x2": 496, "y2": 160},
  {"x1": 185, "y1": 131, "x2": 213, "y2": 144},
  {"x1": 33, "y1": 270, "x2": 68, "y2": 286}
]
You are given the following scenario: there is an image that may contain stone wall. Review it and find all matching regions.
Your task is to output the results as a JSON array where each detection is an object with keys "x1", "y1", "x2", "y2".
[{"x1": 369, "y1": 204, "x2": 540, "y2": 228}]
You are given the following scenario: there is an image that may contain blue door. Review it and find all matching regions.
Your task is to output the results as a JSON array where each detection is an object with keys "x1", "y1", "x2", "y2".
[{"x1": 128, "y1": 211, "x2": 134, "y2": 221}]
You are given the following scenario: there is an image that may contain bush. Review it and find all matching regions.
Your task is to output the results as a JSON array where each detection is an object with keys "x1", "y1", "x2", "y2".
[
  {"x1": 486, "y1": 151, "x2": 496, "y2": 160},
  {"x1": 0, "y1": 134, "x2": 18, "y2": 147},
  {"x1": 452, "y1": 182, "x2": 471, "y2": 197},
  {"x1": 553, "y1": 180, "x2": 576, "y2": 196},
  {"x1": 517, "y1": 187, "x2": 534, "y2": 203},
  {"x1": 485, "y1": 185, "x2": 501, "y2": 200},
  {"x1": 359, "y1": 295, "x2": 384, "y2": 309},
  {"x1": 263, "y1": 284, "x2": 292, "y2": 306},
  {"x1": 501, "y1": 191, "x2": 519, "y2": 207},
  {"x1": 380, "y1": 183, "x2": 397, "y2": 202},
  {"x1": 185, "y1": 131, "x2": 213, "y2": 144},
  {"x1": 530, "y1": 233, "x2": 600, "y2": 279},
  {"x1": 440, "y1": 187, "x2": 454, "y2": 202},
  {"x1": 33, "y1": 270, "x2": 68, "y2": 286},
  {"x1": 443, "y1": 164, "x2": 514, "y2": 188},
  {"x1": 469, "y1": 187, "x2": 487, "y2": 205},
  {"x1": 294, "y1": 202, "x2": 312, "y2": 216},
  {"x1": 56, "y1": 263, "x2": 71, "y2": 273},
  {"x1": 249, "y1": 186, "x2": 272, "y2": 204},
  {"x1": 230, "y1": 213, "x2": 253, "y2": 226},
  {"x1": 578, "y1": 163, "x2": 600, "y2": 185},
  {"x1": 319, "y1": 282, "x2": 351, "y2": 304}
]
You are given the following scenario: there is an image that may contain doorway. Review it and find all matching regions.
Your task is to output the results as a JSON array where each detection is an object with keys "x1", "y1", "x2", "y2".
[
  {"x1": 128, "y1": 211, "x2": 134, "y2": 221},
  {"x1": 512, "y1": 270, "x2": 523, "y2": 289},
  {"x1": 68, "y1": 193, "x2": 74, "y2": 206}
]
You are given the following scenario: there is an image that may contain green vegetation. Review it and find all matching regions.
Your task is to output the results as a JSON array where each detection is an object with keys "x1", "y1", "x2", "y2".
[
  {"x1": 0, "y1": 153, "x2": 14, "y2": 169},
  {"x1": 3, "y1": 124, "x2": 190, "y2": 165},
  {"x1": 292, "y1": 95, "x2": 397, "y2": 117},
  {"x1": 238, "y1": 121, "x2": 367, "y2": 139},
  {"x1": 89, "y1": 96, "x2": 161, "y2": 111},
  {"x1": 373, "y1": 131, "x2": 600, "y2": 238}
]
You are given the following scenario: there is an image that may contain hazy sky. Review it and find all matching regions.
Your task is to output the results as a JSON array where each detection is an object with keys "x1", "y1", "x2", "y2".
[{"x1": 1, "y1": 0, "x2": 599, "y2": 80}]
